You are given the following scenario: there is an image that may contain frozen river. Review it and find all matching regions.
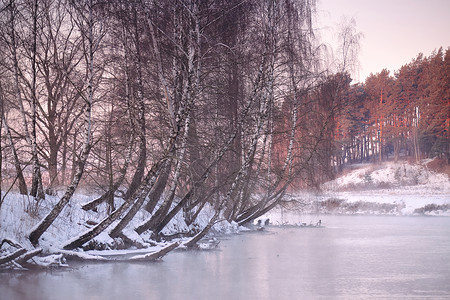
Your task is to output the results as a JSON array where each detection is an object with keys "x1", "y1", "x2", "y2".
[{"x1": 1, "y1": 215, "x2": 450, "y2": 299}]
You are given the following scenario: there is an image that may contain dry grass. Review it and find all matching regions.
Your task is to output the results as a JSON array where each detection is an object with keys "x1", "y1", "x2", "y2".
[{"x1": 426, "y1": 158, "x2": 450, "y2": 177}]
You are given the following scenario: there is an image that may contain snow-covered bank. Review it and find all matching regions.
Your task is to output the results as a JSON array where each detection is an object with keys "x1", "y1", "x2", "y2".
[
  {"x1": 0, "y1": 192, "x2": 242, "y2": 269},
  {"x1": 323, "y1": 159, "x2": 449, "y2": 193},
  {"x1": 257, "y1": 160, "x2": 450, "y2": 224},
  {"x1": 321, "y1": 160, "x2": 449, "y2": 216}
]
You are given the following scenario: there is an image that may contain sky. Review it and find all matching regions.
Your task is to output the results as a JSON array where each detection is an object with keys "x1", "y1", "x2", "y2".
[{"x1": 316, "y1": 0, "x2": 450, "y2": 83}]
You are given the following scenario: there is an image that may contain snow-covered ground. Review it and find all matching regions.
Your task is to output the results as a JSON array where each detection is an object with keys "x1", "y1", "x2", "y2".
[
  {"x1": 0, "y1": 191, "x2": 243, "y2": 269},
  {"x1": 323, "y1": 159, "x2": 449, "y2": 194},
  {"x1": 259, "y1": 160, "x2": 450, "y2": 224},
  {"x1": 0, "y1": 193, "x2": 240, "y2": 254},
  {"x1": 323, "y1": 160, "x2": 449, "y2": 215}
]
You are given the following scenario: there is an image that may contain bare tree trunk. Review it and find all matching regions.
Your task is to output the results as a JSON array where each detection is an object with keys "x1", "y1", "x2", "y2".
[
  {"x1": 82, "y1": 22, "x2": 142, "y2": 212},
  {"x1": 0, "y1": 89, "x2": 2, "y2": 205},
  {"x1": 237, "y1": 188, "x2": 287, "y2": 226},
  {"x1": 143, "y1": 2, "x2": 176, "y2": 132},
  {"x1": 147, "y1": 141, "x2": 232, "y2": 235},
  {"x1": 183, "y1": 212, "x2": 219, "y2": 248},
  {"x1": 136, "y1": 0, "x2": 200, "y2": 234},
  {"x1": 144, "y1": 159, "x2": 172, "y2": 213},
  {"x1": 108, "y1": 160, "x2": 165, "y2": 238},
  {"x1": 81, "y1": 132, "x2": 134, "y2": 211},
  {"x1": 130, "y1": 242, "x2": 179, "y2": 261},
  {"x1": 236, "y1": 93, "x2": 332, "y2": 226},
  {"x1": 2, "y1": 1, "x2": 30, "y2": 195},
  {"x1": 141, "y1": 112, "x2": 191, "y2": 232},
  {"x1": 8, "y1": 0, "x2": 30, "y2": 145},
  {"x1": 123, "y1": 5, "x2": 146, "y2": 201},
  {"x1": 61, "y1": 131, "x2": 68, "y2": 186},
  {"x1": 0, "y1": 248, "x2": 27, "y2": 266},
  {"x1": 1, "y1": 114, "x2": 28, "y2": 195},
  {"x1": 29, "y1": 0, "x2": 44, "y2": 200},
  {"x1": 82, "y1": 104, "x2": 135, "y2": 212},
  {"x1": 147, "y1": 82, "x2": 258, "y2": 235},
  {"x1": 63, "y1": 159, "x2": 164, "y2": 250},
  {"x1": 14, "y1": 248, "x2": 43, "y2": 266},
  {"x1": 109, "y1": 105, "x2": 182, "y2": 237},
  {"x1": 228, "y1": 47, "x2": 274, "y2": 219}
]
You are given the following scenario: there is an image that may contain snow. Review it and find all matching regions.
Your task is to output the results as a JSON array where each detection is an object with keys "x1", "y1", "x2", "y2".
[
  {"x1": 258, "y1": 160, "x2": 450, "y2": 224},
  {"x1": 1, "y1": 159, "x2": 449, "y2": 268},
  {"x1": 0, "y1": 192, "x2": 241, "y2": 264},
  {"x1": 322, "y1": 160, "x2": 449, "y2": 216},
  {"x1": 86, "y1": 246, "x2": 163, "y2": 257},
  {"x1": 48, "y1": 249, "x2": 105, "y2": 261},
  {"x1": 33, "y1": 254, "x2": 68, "y2": 267},
  {"x1": 323, "y1": 160, "x2": 449, "y2": 193}
]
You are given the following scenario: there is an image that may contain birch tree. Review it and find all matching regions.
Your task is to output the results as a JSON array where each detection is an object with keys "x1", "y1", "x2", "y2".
[{"x1": 29, "y1": 0, "x2": 44, "y2": 200}]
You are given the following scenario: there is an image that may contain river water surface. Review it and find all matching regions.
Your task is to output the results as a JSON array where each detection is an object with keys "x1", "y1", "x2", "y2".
[{"x1": 2, "y1": 215, "x2": 449, "y2": 299}]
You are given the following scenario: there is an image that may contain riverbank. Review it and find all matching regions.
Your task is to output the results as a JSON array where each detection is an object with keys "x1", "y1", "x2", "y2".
[
  {"x1": 259, "y1": 159, "x2": 450, "y2": 224},
  {"x1": 1, "y1": 159, "x2": 449, "y2": 269}
]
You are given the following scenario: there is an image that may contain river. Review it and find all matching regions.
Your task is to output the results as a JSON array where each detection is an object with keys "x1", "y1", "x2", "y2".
[{"x1": 1, "y1": 215, "x2": 449, "y2": 299}]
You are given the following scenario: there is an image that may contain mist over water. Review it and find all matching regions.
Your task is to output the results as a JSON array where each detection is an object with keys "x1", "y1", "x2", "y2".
[{"x1": 2, "y1": 215, "x2": 449, "y2": 299}]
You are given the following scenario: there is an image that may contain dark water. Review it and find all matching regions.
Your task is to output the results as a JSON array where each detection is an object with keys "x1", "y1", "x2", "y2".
[{"x1": 2, "y1": 215, "x2": 450, "y2": 299}]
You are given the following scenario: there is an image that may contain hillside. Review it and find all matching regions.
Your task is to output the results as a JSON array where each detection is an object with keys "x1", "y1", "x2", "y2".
[
  {"x1": 314, "y1": 159, "x2": 449, "y2": 216},
  {"x1": 324, "y1": 159, "x2": 449, "y2": 193}
]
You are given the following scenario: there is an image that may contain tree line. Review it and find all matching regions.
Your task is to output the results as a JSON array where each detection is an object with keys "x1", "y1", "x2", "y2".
[{"x1": 327, "y1": 48, "x2": 449, "y2": 175}]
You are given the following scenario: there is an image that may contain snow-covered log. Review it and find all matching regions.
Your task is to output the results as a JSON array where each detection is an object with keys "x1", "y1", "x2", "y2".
[
  {"x1": 0, "y1": 248, "x2": 27, "y2": 265},
  {"x1": 129, "y1": 242, "x2": 179, "y2": 261},
  {"x1": 183, "y1": 213, "x2": 219, "y2": 248},
  {"x1": 14, "y1": 248, "x2": 43, "y2": 265}
]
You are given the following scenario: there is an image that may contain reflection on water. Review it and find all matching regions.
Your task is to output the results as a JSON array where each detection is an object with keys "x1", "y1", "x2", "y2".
[{"x1": 1, "y1": 215, "x2": 450, "y2": 299}]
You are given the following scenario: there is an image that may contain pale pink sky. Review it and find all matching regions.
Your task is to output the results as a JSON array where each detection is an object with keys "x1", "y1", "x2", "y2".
[{"x1": 316, "y1": 0, "x2": 450, "y2": 83}]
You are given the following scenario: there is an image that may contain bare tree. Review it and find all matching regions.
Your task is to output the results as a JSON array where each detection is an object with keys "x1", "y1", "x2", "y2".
[
  {"x1": 29, "y1": 0, "x2": 44, "y2": 200},
  {"x1": 29, "y1": 0, "x2": 100, "y2": 245},
  {"x1": 0, "y1": 0, "x2": 28, "y2": 195}
]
